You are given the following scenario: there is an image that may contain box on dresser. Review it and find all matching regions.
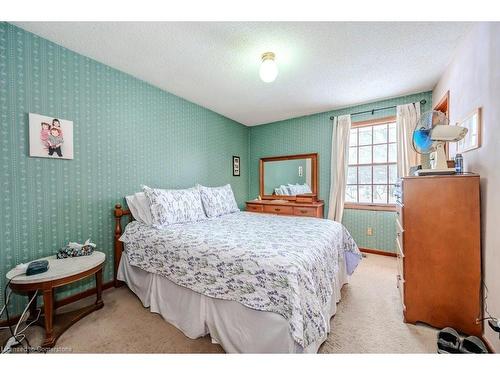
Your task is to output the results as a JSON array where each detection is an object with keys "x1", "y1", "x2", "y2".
[{"x1": 396, "y1": 173, "x2": 482, "y2": 336}]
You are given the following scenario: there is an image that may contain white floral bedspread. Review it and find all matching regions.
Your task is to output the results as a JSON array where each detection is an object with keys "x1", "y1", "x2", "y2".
[{"x1": 119, "y1": 211, "x2": 361, "y2": 347}]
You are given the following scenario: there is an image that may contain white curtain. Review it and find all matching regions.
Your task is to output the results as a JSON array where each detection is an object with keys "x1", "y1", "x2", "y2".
[
  {"x1": 396, "y1": 102, "x2": 421, "y2": 177},
  {"x1": 328, "y1": 115, "x2": 351, "y2": 222}
]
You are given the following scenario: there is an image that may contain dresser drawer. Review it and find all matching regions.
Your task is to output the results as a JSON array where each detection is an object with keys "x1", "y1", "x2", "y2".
[
  {"x1": 246, "y1": 204, "x2": 263, "y2": 213},
  {"x1": 263, "y1": 205, "x2": 293, "y2": 215},
  {"x1": 397, "y1": 274, "x2": 406, "y2": 311},
  {"x1": 396, "y1": 243, "x2": 404, "y2": 279},
  {"x1": 396, "y1": 218, "x2": 404, "y2": 246},
  {"x1": 396, "y1": 203, "x2": 403, "y2": 225},
  {"x1": 396, "y1": 232, "x2": 404, "y2": 256},
  {"x1": 293, "y1": 206, "x2": 317, "y2": 217}
]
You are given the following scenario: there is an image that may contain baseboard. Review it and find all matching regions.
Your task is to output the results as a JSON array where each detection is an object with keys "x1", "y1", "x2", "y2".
[
  {"x1": 360, "y1": 247, "x2": 397, "y2": 257},
  {"x1": 0, "y1": 281, "x2": 114, "y2": 327}
]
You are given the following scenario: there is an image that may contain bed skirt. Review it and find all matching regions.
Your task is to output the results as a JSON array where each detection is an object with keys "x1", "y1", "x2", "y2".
[{"x1": 117, "y1": 255, "x2": 349, "y2": 353}]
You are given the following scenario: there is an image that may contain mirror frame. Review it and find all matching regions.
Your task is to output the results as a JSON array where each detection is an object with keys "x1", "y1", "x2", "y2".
[{"x1": 259, "y1": 153, "x2": 318, "y2": 201}]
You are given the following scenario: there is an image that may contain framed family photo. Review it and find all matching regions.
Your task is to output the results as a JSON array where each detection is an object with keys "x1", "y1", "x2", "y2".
[
  {"x1": 456, "y1": 107, "x2": 481, "y2": 153},
  {"x1": 29, "y1": 113, "x2": 74, "y2": 159},
  {"x1": 232, "y1": 155, "x2": 240, "y2": 176}
]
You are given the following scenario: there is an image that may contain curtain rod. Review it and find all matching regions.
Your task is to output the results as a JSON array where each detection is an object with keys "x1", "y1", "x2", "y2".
[{"x1": 329, "y1": 99, "x2": 427, "y2": 121}]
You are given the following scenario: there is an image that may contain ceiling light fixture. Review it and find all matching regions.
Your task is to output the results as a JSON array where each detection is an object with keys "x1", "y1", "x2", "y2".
[{"x1": 259, "y1": 52, "x2": 278, "y2": 83}]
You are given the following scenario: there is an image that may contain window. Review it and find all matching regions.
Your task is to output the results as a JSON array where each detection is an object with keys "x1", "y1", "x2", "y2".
[{"x1": 345, "y1": 117, "x2": 397, "y2": 207}]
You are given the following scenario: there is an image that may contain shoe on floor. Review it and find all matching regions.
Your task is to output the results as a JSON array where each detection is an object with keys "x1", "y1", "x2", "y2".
[
  {"x1": 437, "y1": 327, "x2": 461, "y2": 354},
  {"x1": 459, "y1": 336, "x2": 488, "y2": 354}
]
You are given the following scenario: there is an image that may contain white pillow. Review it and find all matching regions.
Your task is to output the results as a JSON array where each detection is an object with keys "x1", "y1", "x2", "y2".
[
  {"x1": 134, "y1": 192, "x2": 153, "y2": 226},
  {"x1": 142, "y1": 185, "x2": 206, "y2": 228},
  {"x1": 126, "y1": 193, "x2": 153, "y2": 225},
  {"x1": 280, "y1": 184, "x2": 291, "y2": 195},
  {"x1": 198, "y1": 184, "x2": 239, "y2": 218},
  {"x1": 125, "y1": 195, "x2": 143, "y2": 222},
  {"x1": 287, "y1": 183, "x2": 301, "y2": 195},
  {"x1": 301, "y1": 184, "x2": 312, "y2": 194},
  {"x1": 287, "y1": 183, "x2": 312, "y2": 195}
]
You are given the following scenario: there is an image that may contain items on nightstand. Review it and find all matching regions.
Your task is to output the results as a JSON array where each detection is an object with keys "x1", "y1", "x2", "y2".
[
  {"x1": 56, "y1": 238, "x2": 96, "y2": 259},
  {"x1": 412, "y1": 110, "x2": 468, "y2": 175},
  {"x1": 26, "y1": 260, "x2": 49, "y2": 276},
  {"x1": 455, "y1": 153, "x2": 464, "y2": 174}
]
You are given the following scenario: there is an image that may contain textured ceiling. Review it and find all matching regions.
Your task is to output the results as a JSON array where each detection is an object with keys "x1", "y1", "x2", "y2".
[{"x1": 14, "y1": 22, "x2": 471, "y2": 126}]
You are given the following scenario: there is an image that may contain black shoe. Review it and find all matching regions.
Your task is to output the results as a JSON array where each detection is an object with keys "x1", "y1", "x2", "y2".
[
  {"x1": 459, "y1": 336, "x2": 488, "y2": 354},
  {"x1": 437, "y1": 327, "x2": 461, "y2": 354}
]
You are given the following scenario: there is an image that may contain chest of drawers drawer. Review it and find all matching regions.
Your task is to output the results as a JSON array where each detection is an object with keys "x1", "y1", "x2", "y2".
[
  {"x1": 263, "y1": 205, "x2": 294, "y2": 215},
  {"x1": 396, "y1": 240, "x2": 404, "y2": 279},
  {"x1": 396, "y1": 203, "x2": 403, "y2": 226},
  {"x1": 396, "y1": 218, "x2": 404, "y2": 249},
  {"x1": 397, "y1": 274, "x2": 406, "y2": 312},
  {"x1": 293, "y1": 206, "x2": 317, "y2": 217},
  {"x1": 246, "y1": 203, "x2": 263, "y2": 213}
]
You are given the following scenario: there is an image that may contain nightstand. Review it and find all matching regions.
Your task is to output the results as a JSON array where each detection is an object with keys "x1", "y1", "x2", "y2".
[{"x1": 5, "y1": 251, "x2": 106, "y2": 348}]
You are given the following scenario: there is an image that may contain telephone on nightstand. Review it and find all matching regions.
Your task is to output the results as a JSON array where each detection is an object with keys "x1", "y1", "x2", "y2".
[
  {"x1": 26, "y1": 260, "x2": 49, "y2": 276},
  {"x1": 14, "y1": 260, "x2": 49, "y2": 276}
]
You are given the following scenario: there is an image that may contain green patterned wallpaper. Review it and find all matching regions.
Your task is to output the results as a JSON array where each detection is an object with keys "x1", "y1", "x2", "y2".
[
  {"x1": 342, "y1": 209, "x2": 396, "y2": 252},
  {"x1": 249, "y1": 92, "x2": 432, "y2": 253},
  {"x1": 0, "y1": 23, "x2": 249, "y2": 314}
]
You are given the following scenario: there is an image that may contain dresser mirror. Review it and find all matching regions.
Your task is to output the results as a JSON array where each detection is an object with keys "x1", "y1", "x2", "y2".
[{"x1": 259, "y1": 153, "x2": 318, "y2": 201}]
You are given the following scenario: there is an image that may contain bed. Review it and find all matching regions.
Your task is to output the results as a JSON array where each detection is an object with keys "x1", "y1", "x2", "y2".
[{"x1": 113, "y1": 203, "x2": 361, "y2": 353}]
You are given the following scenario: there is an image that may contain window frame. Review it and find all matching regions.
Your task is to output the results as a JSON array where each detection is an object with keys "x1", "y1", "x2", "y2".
[{"x1": 344, "y1": 116, "x2": 397, "y2": 212}]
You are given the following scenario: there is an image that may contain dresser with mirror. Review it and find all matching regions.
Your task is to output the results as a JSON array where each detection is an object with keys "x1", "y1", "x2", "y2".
[{"x1": 246, "y1": 153, "x2": 324, "y2": 218}]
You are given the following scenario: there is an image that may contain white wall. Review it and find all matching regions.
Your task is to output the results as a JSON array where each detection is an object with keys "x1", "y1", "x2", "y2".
[{"x1": 433, "y1": 22, "x2": 500, "y2": 351}]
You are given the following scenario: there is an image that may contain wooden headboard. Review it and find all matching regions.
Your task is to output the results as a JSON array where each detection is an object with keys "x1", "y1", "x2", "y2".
[{"x1": 113, "y1": 203, "x2": 133, "y2": 286}]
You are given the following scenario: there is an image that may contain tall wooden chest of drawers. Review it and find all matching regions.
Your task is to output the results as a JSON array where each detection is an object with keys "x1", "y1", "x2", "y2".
[{"x1": 395, "y1": 174, "x2": 482, "y2": 336}]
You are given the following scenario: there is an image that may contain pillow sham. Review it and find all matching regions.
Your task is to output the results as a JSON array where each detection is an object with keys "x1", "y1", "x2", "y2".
[
  {"x1": 287, "y1": 183, "x2": 312, "y2": 195},
  {"x1": 125, "y1": 193, "x2": 154, "y2": 225},
  {"x1": 125, "y1": 195, "x2": 143, "y2": 223},
  {"x1": 287, "y1": 184, "x2": 301, "y2": 195},
  {"x1": 280, "y1": 184, "x2": 292, "y2": 195},
  {"x1": 133, "y1": 192, "x2": 154, "y2": 226},
  {"x1": 198, "y1": 184, "x2": 239, "y2": 218},
  {"x1": 300, "y1": 183, "x2": 313, "y2": 194},
  {"x1": 142, "y1": 185, "x2": 206, "y2": 228}
]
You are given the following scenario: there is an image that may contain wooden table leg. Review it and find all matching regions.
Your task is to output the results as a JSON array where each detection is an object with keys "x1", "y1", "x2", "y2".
[
  {"x1": 95, "y1": 267, "x2": 104, "y2": 309},
  {"x1": 42, "y1": 287, "x2": 55, "y2": 348}
]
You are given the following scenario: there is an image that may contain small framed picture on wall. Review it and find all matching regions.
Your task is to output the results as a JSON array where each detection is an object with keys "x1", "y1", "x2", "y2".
[
  {"x1": 232, "y1": 156, "x2": 240, "y2": 176},
  {"x1": 29, "y1": 113, "x2": 74, "y2": 159}
]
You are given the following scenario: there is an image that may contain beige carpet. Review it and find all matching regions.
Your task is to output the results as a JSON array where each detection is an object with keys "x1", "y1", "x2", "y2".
[{"x1": 1, "y1": 254, "x2": 437, "y2": 353}]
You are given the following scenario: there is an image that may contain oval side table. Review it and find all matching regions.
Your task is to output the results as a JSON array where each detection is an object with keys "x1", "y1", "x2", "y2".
[{"x1": 6, "y1": 251, "x2": 106, "y2": 348}]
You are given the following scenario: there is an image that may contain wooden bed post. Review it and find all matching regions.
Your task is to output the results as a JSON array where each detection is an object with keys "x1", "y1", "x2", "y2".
[{"x1": 114, "y1": 203, "x2": 129, "y2": 287}]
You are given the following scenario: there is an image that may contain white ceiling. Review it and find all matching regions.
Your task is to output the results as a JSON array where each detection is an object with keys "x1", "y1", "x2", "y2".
[{"x1": 14, "y1": 22, "x2": 471, "y2": 126}]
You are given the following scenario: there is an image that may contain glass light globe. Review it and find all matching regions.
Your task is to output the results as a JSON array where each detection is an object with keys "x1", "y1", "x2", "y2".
[{"x1": 259, "y1": 55, "x2": 278, "y2": 83}]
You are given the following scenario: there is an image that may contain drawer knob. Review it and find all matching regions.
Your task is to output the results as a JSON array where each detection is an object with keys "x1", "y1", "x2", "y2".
[
  {"x1": 300, "y1": 210, "x2": 307, "y2": 214},
  {"x1": 274, "y1": 208, "x2": 281, "y2": 212}
]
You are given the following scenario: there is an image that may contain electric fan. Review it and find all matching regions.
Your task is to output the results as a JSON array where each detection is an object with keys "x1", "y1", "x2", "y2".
[{"x1": 412, "y1": 110, "x2": 468, "y2": 175}]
